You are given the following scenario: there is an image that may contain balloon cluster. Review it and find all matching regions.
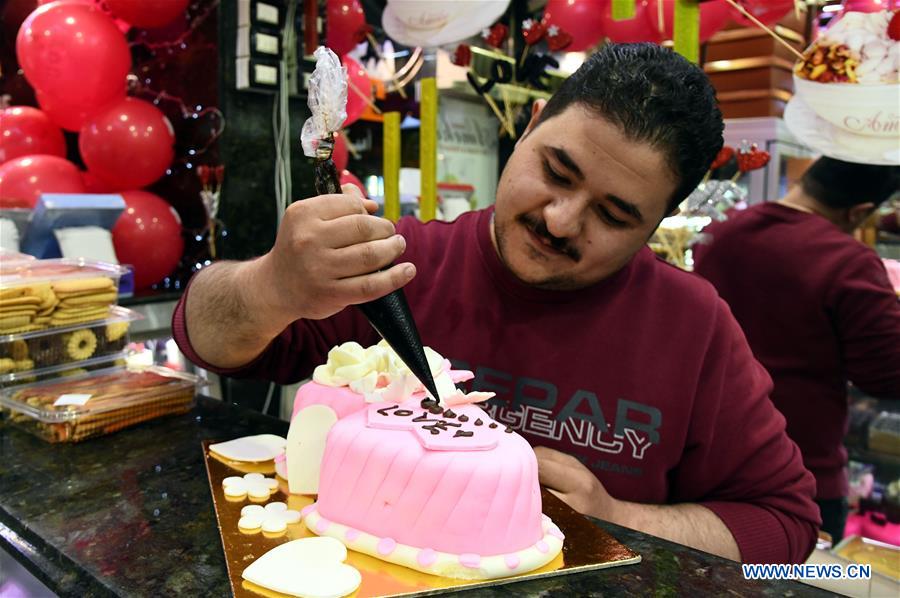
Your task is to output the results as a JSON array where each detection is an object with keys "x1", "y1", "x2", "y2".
[
  {"x1": 0, "y1": 0, "x2": 197, "y2": 290},
  {"x1": 541, "y1": 0, "x2": 795, "y2": 49}
]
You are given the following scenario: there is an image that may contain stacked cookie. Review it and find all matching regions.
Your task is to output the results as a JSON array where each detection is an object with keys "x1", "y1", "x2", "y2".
[{"x1": 0, "y1": 277, "x2": 117, "y2": 334}]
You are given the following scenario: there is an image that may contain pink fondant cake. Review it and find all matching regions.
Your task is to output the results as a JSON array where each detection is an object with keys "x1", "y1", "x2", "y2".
[{"x1": 280, "y1": 342, "x2": 564, "y2": 579}]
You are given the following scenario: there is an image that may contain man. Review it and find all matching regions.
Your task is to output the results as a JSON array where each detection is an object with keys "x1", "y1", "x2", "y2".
[
  {"x1": 694, "y1": 157, "x2": 900, "y2": 543},
  {"x1": 175, "y1": 44, "x2": 819, "y2": 563}
]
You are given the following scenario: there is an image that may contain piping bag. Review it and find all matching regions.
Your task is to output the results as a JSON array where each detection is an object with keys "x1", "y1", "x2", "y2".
[{"x1": 301, "y1": 47, "x2": 441, "y2": 405}]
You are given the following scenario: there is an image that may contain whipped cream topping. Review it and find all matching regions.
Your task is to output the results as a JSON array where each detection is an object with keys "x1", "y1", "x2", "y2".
[
  {"x1": 313, "y1": 341, "x2": 471, "y2": 405},
  {"x1": 821, "y1": 11, "x2": 899, "y2": 83}
]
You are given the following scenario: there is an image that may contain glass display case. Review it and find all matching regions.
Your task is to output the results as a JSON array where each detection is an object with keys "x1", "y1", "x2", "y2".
[{"x1": 723, "y1": 116, "x2": 818, "y2": 205}]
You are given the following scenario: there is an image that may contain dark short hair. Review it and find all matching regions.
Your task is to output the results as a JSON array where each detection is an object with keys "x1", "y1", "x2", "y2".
[
  {"x1": 802, "y1": 157, "x2": 899, "y2": 209},
  {"x1": 536, "y1": 43, "x2": 724, "y2": 214}
]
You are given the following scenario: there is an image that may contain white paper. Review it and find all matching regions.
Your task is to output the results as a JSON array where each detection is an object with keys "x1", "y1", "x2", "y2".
[
  {"x1": 53, "y1": 226, "x2": 119, "y2": 263},
  {"x1": 0, "y1": 219, "x2": 20, "y2": 251},
  {"x1": 54, "y1": 394, "x2": 92, "y2": 407}
]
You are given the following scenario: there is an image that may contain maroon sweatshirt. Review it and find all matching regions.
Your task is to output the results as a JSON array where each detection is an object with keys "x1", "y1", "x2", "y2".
[
  {"x1": 174, "y1": 207, "x2": 819, "y2": 563},
  {"x1": 694, "y1": 202, "x2": 900, "y2": 500}
]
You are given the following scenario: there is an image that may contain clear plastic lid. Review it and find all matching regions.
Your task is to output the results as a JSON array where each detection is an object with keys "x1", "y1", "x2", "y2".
[
  {"x1": 0, "y1": 350, "x2": 130, "y2": 386},
  {"x1": 0, "y1": 257, "x2": 128, "y2": 289},
  {"x1": 0, "y1": 249, "x2": 36, "y2": 264},
  {"x1": 0, "y1": 364, "x2": 203, "y2": 422},
  {"x1": 0, "y1": 305, "x2": 142, "y2": 343}
]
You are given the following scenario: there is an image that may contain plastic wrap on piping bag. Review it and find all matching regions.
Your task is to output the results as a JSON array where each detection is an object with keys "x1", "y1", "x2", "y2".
[
  {"x1": 302, "y1": 46, "x2": 441, "y2": 404},
  {"x1": 301, "y1": 47, "x2": 348, "y2": 160}
]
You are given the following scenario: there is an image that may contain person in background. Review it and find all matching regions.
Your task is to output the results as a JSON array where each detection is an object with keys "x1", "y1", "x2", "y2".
[
  {"x1": 175, "y1": 44, "x2": 820, "y2": 563},
  {"x1": 694, "y1": 157, "x2": 900, "y2": 543}
]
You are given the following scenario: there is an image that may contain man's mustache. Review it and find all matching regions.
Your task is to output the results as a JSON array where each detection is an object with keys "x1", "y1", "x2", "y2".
[{"x1": 518, "y1": 214, "x2": 581, "y2": 262}]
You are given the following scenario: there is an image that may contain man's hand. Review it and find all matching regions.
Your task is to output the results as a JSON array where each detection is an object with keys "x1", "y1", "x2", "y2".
[
  {"x1": 534, "y1": 446, "x2": 616, "y2": 520},
  {"x1": 535, "y1": 445, "x2": 741, "y2": 561},
  {"x1": 256, "y1": 184, "x2": 416, "y2": 324},
  {"x1": 183, "y1": 185, "x2": 416, "y2": 369}
]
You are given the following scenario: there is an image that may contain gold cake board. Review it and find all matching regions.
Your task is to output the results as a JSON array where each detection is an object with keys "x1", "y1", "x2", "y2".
[{"x1": 203, "y1": 441, "x2": 641, "y2": 597}]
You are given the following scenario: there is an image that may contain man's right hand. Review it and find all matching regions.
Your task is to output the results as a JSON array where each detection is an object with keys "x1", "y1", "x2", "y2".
[{"x1": 253, "y1": 185, "x2": 416, "y2": 325}]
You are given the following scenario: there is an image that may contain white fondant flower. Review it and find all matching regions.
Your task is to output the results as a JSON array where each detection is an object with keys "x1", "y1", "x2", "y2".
[
  {"x1": 313, "y1": 340, "x2": 465, "y2": 404},
  {"x1": 239, "y1": 502, "x2": 302, "y2": 534},
  {"x1": 222, "y1": 473, "x2": 279, "y2": 501}
]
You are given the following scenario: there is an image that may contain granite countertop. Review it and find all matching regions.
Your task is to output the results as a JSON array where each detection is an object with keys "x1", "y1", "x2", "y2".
[{"x1": 0, "y1": 397, "x2": 834, "y2": 597}]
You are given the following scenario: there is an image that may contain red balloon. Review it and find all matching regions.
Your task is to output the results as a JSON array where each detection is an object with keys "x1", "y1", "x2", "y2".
[
  {"x1": 647, "y1": 0, "x2": 732, "y2": 42},
  {"x1": 79, "y1": 97, "x2": 175, "y2": 190},
  {"x1": 37, "y1": 0, "x2": 135, "y2": 33},
  {"x1": 36, "y1": 88, "x2": 121, "y2": 132},
  {"x1": 0, "y1": 106, "x2": 66, "y2": 165},
  {"x1": 600, "y1": 0, "x2": 662, "y2": 43},
  {"x1": 80, "y1": 169, "x2": 126, "y2": 193},
  {"x1": 327, "y1": 0, "x2": 367, "y2": 57},
  {"x1": 112, "y1": 190, "x2": 184, "y2": 289},
  {"x1": 343, "y1": 55, "x2": 372, "y2": 127},
  {"x1": 0, "y1": 154, "x2": 86, "y2": 209},
  {"x1": 729, "y1": 0, "x2": 794, "y2": 27},
  {"x1": 105, "y1": 0, "x2": 188, "y2": 29},
  {"x1": 332, "y1": 133, "x2": 349, "y2": 171},
  {"x1": 16, "y1": 2, "x2": 132, "y2": 107},
  {"x1": 339, "y1": 169, "x2": 367, "y2": 197},
  {"x1": 542, "y1": 0, "x2": 606, "y2": 52}
]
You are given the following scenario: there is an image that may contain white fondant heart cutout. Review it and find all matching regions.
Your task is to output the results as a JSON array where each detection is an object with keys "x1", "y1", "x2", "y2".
[
  {"x1": 210, "y1": 434, "x2": 286, "y2": 462},
  {"x1": 242, "y1": 537, "x2": 362, "y2": 598}
]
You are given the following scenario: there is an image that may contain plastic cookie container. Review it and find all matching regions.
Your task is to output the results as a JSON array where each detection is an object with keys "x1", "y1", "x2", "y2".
[{"x1": 0, "y1": 365, "x2": 202, "y2": 443}]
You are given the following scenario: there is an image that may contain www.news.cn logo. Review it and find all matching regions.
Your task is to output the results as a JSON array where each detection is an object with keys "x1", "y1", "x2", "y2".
[{"x1": 742, "y1": 563, "x2": 872, "y2": 580}]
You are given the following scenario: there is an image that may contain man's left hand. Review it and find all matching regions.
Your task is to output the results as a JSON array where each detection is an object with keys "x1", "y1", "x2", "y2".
[{"x1": 534, "y1": 446, "x2": 617, "y2": 520}]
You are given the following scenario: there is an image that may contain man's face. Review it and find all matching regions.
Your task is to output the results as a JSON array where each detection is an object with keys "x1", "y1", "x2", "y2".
[{"x1": 492, "y1": 102, "x2": 679, "y2": 290}]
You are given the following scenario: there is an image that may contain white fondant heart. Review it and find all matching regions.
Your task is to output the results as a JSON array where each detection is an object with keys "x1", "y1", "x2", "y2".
[
  {"x1": 242, "y1": 537, "x2": 361, "y2": 598},
  {"x1": 210, "y1": 434, "x2": 286, "y2": 462},
  {"x1": 287, "y1": 405, "x2": 338, "y2": 494}
]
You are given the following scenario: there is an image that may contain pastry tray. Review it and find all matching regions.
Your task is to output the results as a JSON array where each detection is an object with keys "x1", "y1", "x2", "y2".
[
  {"x1": 0, "y1": 365, "x2": 201, "y2": 443},
  {"x1": 203, "y1": 441, "x2": 641, "y2": 597}
]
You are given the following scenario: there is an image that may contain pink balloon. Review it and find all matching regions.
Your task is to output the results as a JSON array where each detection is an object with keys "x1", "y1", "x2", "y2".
[
  {"x1": 105, "y1": 0, "x2": 188, "y2": 29},
  {"x1": 600, "y1": 0, "x2": 662, "y2": 43},
  {"x1": 16, "y1": 2, "x2": 132, "y2": 107},
  {"x1": 843, "y1": 0, "x2": 899, "y2": 11},
  {"x1": 0, "y1": 106, "x2": 66, "y2": 165},
  {"x1": 79, "y1": 97, "x2": 175, "y2": 190},
  {"x1": 112, "y1": 190, "x2": 184, "y2": 289},
  {"x1": 647, "y1": 0, "x2": 732, "y2": 42},
  {"x1": 339, "y1": 169, "x2": 367, "y2": 197},
  {"x1": 343, "y1": 54, "x2": 372, "y2": 127},
  {"x1": 0, "y1": 154, "x2": 86, "y2": 209},
  {"x1": 729, "y1": 0, "x2": 794, "y2": 27},
  {"x1": 333, "y1": 133, "x2": 349, "y2": 171},
  {"x1": 543, "y1": 0, "x2": 606, "y2": 52},
  {"x1": 36, "y1": 88, "x2": 121, "y2": 132}
]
